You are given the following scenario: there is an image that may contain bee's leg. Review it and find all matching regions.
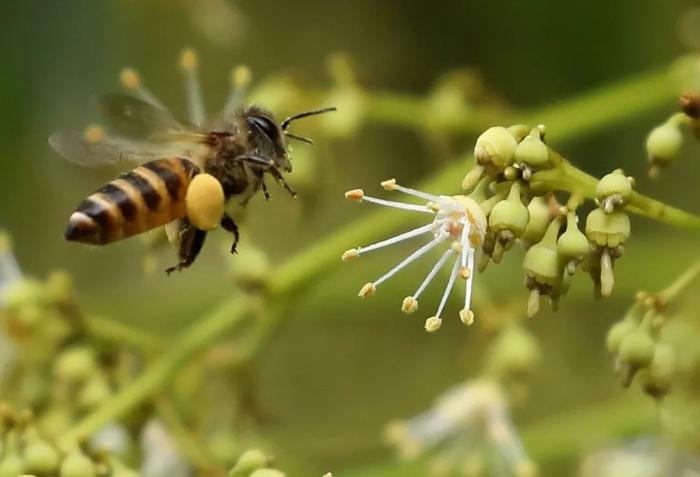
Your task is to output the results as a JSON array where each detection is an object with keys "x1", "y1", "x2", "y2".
[
  {"x1": 220, "y1": 214, "x2": 240, "y2": 254},
  {"x1": 267, "y1": 167, "x2": 297, "y2": 198},
  {"x1": 165, "y1": 219, "x2": 207, "y2": 275},
  {"x1": 261, "y1": 178, "x2": 270, "y2": 201},
  {"x1": 238, "y1": 155, "x2": 297, "y2": 198}
]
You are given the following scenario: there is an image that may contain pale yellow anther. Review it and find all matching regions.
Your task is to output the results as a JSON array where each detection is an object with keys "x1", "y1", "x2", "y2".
[
  {"x1": 459, "y1": 266, "x2": 470, "y2": 279},
  {"x1": 424, "y1": 316, "x2": 442, "y2": 332},
  {"x1": 380, "y1": 178, "x2": 397, "y2": 191},
  {"x1": 469, "y1": 232, "x2": 482, "y2": 248},
  {"x1": 466, "y1": 208, "x2": 476, "y2": 225},
  {"x1": 180, "y1": 48, "x2": 198, "y2": 71},
  {"x1": 459, "y1": 309, "x2": 474, "y2": 325},
  {"x1": 344, "y1": 189, "x2": 364, "y2": 201},
  {"x1": 401, "y1": 296, "x2": 418, "y2": 314},
  {"x1": 426, "y1": 201, "x2": 440, "y2": 212},
  {"x1": 231, "y1": 65, "x2": 252, "y2": 88},
  {"x1": 83, "y1": 125, "x2": 105, "y2": 144},
  {"x1": 358, "y1": 282, "x2": 376, "y2": 299},
  {"x1": 322, "y1": 474, "x2": 333, "y2": 477},
  {"x1": 451, "y1": 241, "x2": 463, "y2": 253},
  {"x1": 341, "y1": 248, "x2": 359, "y2": 262},
  {"x1": 119, "y1": 68, "x2": 140, "y2": 90}
]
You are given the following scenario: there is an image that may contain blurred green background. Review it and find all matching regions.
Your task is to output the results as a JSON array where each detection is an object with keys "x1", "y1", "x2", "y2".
[{"x1": 2, "y1": 1, "x2": 700, "y2": 475}]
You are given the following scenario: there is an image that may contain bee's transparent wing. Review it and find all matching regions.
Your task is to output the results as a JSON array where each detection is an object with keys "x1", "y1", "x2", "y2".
[
  {"x1": 96, "y1": 93, "x2": 191, "y2": 140},
  {"x1": 48, "y1": 130, "x2": 197, "y2": 167}
]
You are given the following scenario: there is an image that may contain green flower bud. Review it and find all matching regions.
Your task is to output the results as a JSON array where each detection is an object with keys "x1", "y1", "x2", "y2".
[
  {"x1": 23, "y1": 426, "x2": 60, "y2": 474},
  {"x1": 109, "y1": 459, "x2": 141, "y2": 477},
  {"x1": 60, "y1": 451, "x2": 96, "y2": 477},
  {"x1": 54, "y1": 346, "x2": 98, "y2": 383},
  {"x1": 229, "y1": 449, "x2": 272, "y2": 477},
  {"x1": 45, "y1": 270, "x2": 74, "y2": 304},
  {"x1": 596, "y1": 169, "x2": 632, "y2": 204},
  {"x1": 523, "y1": 219, "x2": 562, "y2": 286},
  {"x1": 78, "y1": 375, "x2": 112, "y2": 410},
  {"x1": 619, "y1": 329, "x2": 655, "y2": 370},
  {"x1": 229, "y1": 244, "x2": 271, "y2": 290},
  {"x1": 489, "y1": 324, "x2": 541, "y2": 378},
  {"x1": 489, "y1": 182, "x2": 529, "y2": 239},
  {"x1": 4, "y1": 279, "x2": 46, "y2": 310},
  {"x1": 0, "y1": 454, "x2": 24, "y2": 477},
  {"x1": 557, "y1": 213, "x2": 589, "y2": 262},
  {"x1": 641, "y1": 344, "x2": 674, "y2": 399},
  {"x1": 507, "y1": 124, "x2": 530, "y2": 143},
  {"x1": 585, "y1": 209, "x2": 630, "y2": 248},
  {"x1": 250, "y1": 470, "x2": 286, "y2": 477},
  {"x1": 524, "y1": 219, "x2": 563, "y2": 317},
  {"x1": 0, "y1": 432, "x2": 25, "y2": 477},
  {"x1": 645, "y1": 121, "x2": 683, "y2": 169},
  {"x1": 522, "y1": 197, "x2": 551, "y2": 243},
  {"x1": 514, "y1": 128, "x2": 550, "y2": 168},
  {"x1": 606, "y1": 319, "x2": 637, "y2": 354},
  {"x1": 474, "y1": 126, "x2": 517, "y2": 168}
]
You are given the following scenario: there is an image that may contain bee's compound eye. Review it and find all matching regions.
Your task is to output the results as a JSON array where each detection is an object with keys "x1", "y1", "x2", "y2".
[{"x1": 247, "y1": 115, "x2": 279, "y2": 141}]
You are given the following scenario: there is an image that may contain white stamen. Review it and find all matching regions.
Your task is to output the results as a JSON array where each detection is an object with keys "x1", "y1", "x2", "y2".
[
  {"x1": 392, "y1": 183, "x2": 441, "y2": 202},
  {"x1": 435, "y1": 256, "x2": 461, "y2": 318},
  {"x1": 180, "y1": 50, "x2": 206, "y2": 125},
  {"x1": 135, "y1": 86, "x2": 167, "y2": 110},
  {"x1": 374, "y1": 234, "x2": 448, "y2": 287},
  {"x1": 413, "y1": 247, "x2": 454, "y2": 300},
  {"x1": 223, "y1": 65, "x2": 251, "y2": 118},
  {"x1": 120, "y1": 69, "x2": 168, "y2": 110},
  {"x1": 358, "y1": 221, "x2": 444, "y2": 255},
  {"x1": 460, "y1": 223, "x2": 470, "y2": 269},
  {"x1": 362, "y1": 195, "x2": 434, "y2": 214},
  {"x1": 464, "y1": 247, "x2": 475, "y2": 311}
]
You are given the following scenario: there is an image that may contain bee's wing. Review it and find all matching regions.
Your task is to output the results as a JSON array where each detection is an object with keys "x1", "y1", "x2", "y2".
[
  {"x1": 49, "y1": 130, "x2": 200, "y2": 167},
  {"x1": 96, "y1": 93, "x2": 190, "y2": 140}
]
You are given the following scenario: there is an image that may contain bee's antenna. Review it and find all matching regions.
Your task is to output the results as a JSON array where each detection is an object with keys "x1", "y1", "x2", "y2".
[
  {"x1": 281, "y1": 106, "x2": 337, "y2": 130},
  {"x1": 284, "y1": 132, "x2": 315, "y2": 145}
]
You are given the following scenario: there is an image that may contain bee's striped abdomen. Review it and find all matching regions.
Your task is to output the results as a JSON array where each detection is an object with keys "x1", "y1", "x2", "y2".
[{"x1": 65, "y1": 158, "x2": 199, "y2": 245}]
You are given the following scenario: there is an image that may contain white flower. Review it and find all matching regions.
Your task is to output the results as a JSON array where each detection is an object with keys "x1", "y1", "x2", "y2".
[
  {"x1": 140, "y1": 419, "x2": 192, "y2": 477},
  {"x1": 385, "y1": 380, "x2": 536, "y2": 477},
  {"x1": 342, "y1": 179, "x2": 487, "y2": 331}
]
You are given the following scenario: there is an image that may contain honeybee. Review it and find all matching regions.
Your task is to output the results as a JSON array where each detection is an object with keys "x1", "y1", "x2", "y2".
[{"x1": 50, "y1": 52, "x2": 335, "y2": 273}]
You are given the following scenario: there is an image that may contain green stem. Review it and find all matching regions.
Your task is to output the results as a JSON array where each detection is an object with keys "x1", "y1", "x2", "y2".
[
  {"x1": 87, "y1": 315, "x2": 164, "y2": 352},
  {"x1": 60, "y1": 296, "x2": 253, "y2": 447},
  {"x1": 531, "y1": 155, "x2": 700, "y2": 230},
  {"x1": 362, "y1": 90, "x2": 505, "y2": 133},
  {"x1": 658, "y1": 258, "x2": 700, "y2": 303}
]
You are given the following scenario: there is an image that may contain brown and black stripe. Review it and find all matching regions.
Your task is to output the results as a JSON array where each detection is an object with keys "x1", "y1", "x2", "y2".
[{"x1": 65, "y1": 158, "x2": 199, "y2": 244}]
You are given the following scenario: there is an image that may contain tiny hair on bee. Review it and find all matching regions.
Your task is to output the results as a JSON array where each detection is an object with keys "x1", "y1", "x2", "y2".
[{"x1": 52, "y1": 49, "x2": 336, "y2": 273}]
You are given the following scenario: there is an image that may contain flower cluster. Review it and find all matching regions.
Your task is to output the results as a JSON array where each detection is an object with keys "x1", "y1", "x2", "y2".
[
  {"x1": 343, "y1": 125, "x2": 636, "y2": 328},
  {"x1": 606, "y1": 261, "x2": 700, "y2": 402},
  {"x1": 0, "y1": 404, "x2": 329, "y2": 477},
  {"x1": 385, "y1": 380, "x2": 536, "y2": 477}
]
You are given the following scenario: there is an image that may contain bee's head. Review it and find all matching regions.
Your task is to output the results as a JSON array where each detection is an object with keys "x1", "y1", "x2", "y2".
[
  {"x1": 243, "y1": 105, "x2": 337, "y2": 173},
  {"x1": 243, "y1": 107, "x2": 291, "y2": 171}
]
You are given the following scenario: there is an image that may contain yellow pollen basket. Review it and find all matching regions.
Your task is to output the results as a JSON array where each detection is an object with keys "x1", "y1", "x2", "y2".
[{"x1": 186, "y1": 173, "x2": 225, "y2": 231}]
